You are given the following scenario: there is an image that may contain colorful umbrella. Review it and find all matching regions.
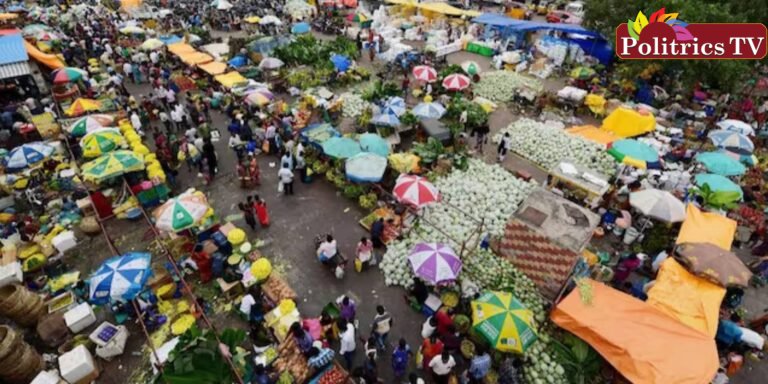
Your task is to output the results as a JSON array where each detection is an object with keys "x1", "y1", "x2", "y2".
[
  {"x1": 321, "y1": 137, "x2": 362, "y2": 159},
  {"x1": 81, "y1": 150, "x2": 145, "y2": 182},
  {"x1": 51, "y1": 67, "x2": 86, "y2": 84},
  {"x1": 291, "y1": 22, "x2": 311, "y2": 34},
  {"x1": 412, "y1": 102, "x2": 446, "y2": 119},
  {"x1": 716, "y1": 119, "x2": 754, "y2": 136},
  {"x1": 471, "y1": 291, "x2": 537, "y2": 354},
  {"x1": 140, "y1": 38, "x2": 164, "y2": 50},
  {"x1": 393, "y1": 174, "x2": 440, "y2": 207},
  {"x1": 694, "y1": 152, "x2": 747, "y2": 176},
  {"x1": 345, "y1": 152, "x2": 387, "y2": 183},
  {"x1": 708, "y1": 130, "x2": 754, "y2": 153},
  {"x1": 408, "y1": 243, "x2": 461, "y2": 284},
  {"x1": 346, "y1": 13, "x2": 368, "y2": 23},
  {"x1": 67, "y1": 116, "x2": 107, "y2": 136},
  {"x1": 371, "y1": 113, "x2": 400, "y2": 127},
  {"x1": 89, "y1": 252, "x2": 152, "y2": 305},
  {"x1": 259, "y1": 57, "x2": 284, "y2": 70},
  {"x1": 384, "y1": 96, "x2": 406, "y2": 117},
  {"x1": 330, "y1": 54, "x2": 352, "y2": 72},
  {"x1": 694, "y1": 173, "x2": 743, "y2": 200},
  {"x1": 5, "y1": 142, "x2": 54, "y2": 171},
  {"x1": 119, "y1": 25, "x2": 145, "y2": 34},
  {"x1": 675, "y1": 243, "x2": 752, "y2": 288},
  {"x1": 570, "y1": 66, "x2": 596, "y2": 80},
  {"x1": 461, "y1": 60, "x2": 482, "y2": 76},
  {"x1": 607, "y1": 139, "x2": 661, "y2": 169},
  {"x1": 629, "y1": 189, "x2": 686, "y2": 223},
  {"x1": 154, "y1": 193, "x2": 210, "y2": 232},
  {"x1": 65, "y1": 98, "x2": 102, "y2": 117},
  {"x1": 244, "y1": 89, "x2": 274, "y2": 106},
  {"x1": 442, "y1": 74, "x2": 471, "y2": 91},
  {"x1": 358, "y1": 133, "x2": 390, "y2": 157},
  {"x1": 412, "y1": 65, "x2": 437, "y2": 83},
  {"x1": 80, "y1": 128, "x2": 125, "y2": 158}
]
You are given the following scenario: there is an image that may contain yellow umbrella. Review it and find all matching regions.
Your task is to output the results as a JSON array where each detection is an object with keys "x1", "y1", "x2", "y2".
[
  {"x1": 471, "y1": 291, "x2": 537, "y2": 354},
  {"x1": 81, "y1": 150, "x2": 145, "y2": 183},
  {"x1": 65, "y1": 98, "x2": 102, "y2": 117},
  {"x1": 244, "y1": 16, "x2": 261, "y2": 24},
  {"x1": 80, "y1": 128, "x2": 125, "y2": 158}
]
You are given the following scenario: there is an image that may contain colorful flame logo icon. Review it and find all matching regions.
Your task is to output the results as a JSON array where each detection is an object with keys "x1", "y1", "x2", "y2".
[{"x1": 627, "y1": 8, "x2": 693, "y2": 41}]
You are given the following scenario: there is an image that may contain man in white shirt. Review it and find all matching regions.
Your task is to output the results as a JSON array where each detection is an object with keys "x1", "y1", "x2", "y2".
[
  {"x1": 429, "y1": 350, "x2": 456, "y2": 383},
  {"x1": 122, "y1": 61, "x2": 133, "y2": 83},
  {"x1": 338, "y1": 321, "x2": 356, "y2": 369},
  {"x1": 316, "y1": 235, "x2": 337, "y2": 263},
  {"x1": 278, "y1": 162, "x2": 294, "y2": 195},
  {"x1": 130, "y1": 112, "x2": 144, "y2": 136}
]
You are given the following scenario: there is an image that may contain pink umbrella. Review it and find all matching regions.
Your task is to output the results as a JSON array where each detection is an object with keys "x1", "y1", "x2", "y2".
[
  {"x1": 393, "y1": 174, "x2": 440, "y2": 207},
  {"x1": 442, "y1": 74, "x2": 471, "y2": 91},
  {"x1": 408, "y1": 243, "x2": 461, "y2": 284},
  {"x1": 413, "y1": 65, "x2": 437, "y2": 83}
]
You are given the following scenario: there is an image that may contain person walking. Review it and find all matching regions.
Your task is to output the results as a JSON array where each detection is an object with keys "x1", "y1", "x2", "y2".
[
  {"x1": 252, "y1": 195, "x2": 270, "y2": 227},
  {"x1": 337, "y1": 295, "x2": 357, "y2": 323},
  {"x1": 202, "y1": 138, "x2": 217, "y2": 181},
  {"x1": 429, "y1": 350, "x2": 456, "y2": 384},
  {"x1": 278, "y1": 162, "x2": 294, "y2": 195},
  {"x1": 239, "y1": 202, "x2": 257, "y2": 231},
  {"x1": 420, "y1": 334, "x2": 443, "y2": 371},
  {"x1": 371, "y1": 305, "x2": 392, "y2": 350},
  {"x1": 391, "y1": 338, "x2": 412, "y2": 379},
  {"x1": 497, "y1": 132, "x2": 511, "y2": 162},
  {"x1": 339, "y1": 319, "x2": 357, "y2": 369},
  {"x1": 356, "y1": 237, "x2": 373, "y2": 270},
  {"x1": 467, "y1": 348, "x2": 491, "y2": 384}
]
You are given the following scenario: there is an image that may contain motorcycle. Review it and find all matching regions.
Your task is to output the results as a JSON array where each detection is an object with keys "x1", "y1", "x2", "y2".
[{"x1": 315, "y1": 234, "x2": 347, "y2": 279}]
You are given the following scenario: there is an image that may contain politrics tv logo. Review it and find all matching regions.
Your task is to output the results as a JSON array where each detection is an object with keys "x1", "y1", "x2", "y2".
[{"x1": 615, "y1": 8, "x2": 767, "y2": 59}]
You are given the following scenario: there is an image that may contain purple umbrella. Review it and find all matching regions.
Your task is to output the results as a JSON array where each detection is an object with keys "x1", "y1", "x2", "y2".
[{"x1": 408, "y1": 243, "x2": 462, "y2": 284}]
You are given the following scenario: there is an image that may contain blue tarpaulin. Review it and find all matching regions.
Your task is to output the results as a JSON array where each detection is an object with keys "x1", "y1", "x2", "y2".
[
  {"x1": 158, "y1": 35, "x2": 183, "y2": 45},
  {"x1": 0, "y1": 34, "x2": 28, "y2": 65},
  {"x1": 228, "y1": 55, "x2": 247, "y2": 68}
]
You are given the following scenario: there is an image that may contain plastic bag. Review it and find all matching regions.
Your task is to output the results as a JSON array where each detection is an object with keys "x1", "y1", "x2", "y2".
[
  {"x1": 415, "y1": 348, "x2": 423, "y2": 367},
  {"x1": 354, "y1": 258, "x2": 363, "y2": 273},
  {"x1": 278, "y1": 181, "x2": 284, "y2": 193},
  {"x1": 335, "y1": 265, "x2": 345, "y2": 279}
]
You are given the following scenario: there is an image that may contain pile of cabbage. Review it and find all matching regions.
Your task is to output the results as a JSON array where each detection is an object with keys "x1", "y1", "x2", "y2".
[
  {"x1": 341, "y1": 92, "x2": 370, "y2": 118},
  {"x1": 493, "y1": 118, "x2": 617, "y2": 176},
  {"x1": 380, "y1": 159, "x2": 536, "y2": 287},
  {"x1": 473, "y1": 71, "x2": 543, "y2": 103}
]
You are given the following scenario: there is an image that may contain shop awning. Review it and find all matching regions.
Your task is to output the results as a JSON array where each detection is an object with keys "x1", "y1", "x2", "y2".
[
  {"x1": 601, "y1": 107, "x2": 656, "y2": 138},
  {"x1": 198, "y1": 61, "x2": 227, "y2": 75},
  {"x1": 0, "y1": 62, "x2": 30, "y2": 80},
  {"x1": 565, "y1": 125, "x2": 618, "y2": 147},
  {"x1": 384, "y1": 0, "x2": 480, "y2": 17},
  {"x1": 214, "y1": 71, "x2": 247, "y2": 88},
  {"x1": 676, "y1": 204, "x2": 737, "y2": 250},
  {"x1": 646, "y1": 258, "x2": 725, "y2": 337},
  {"x1": 551, "y1": 279, "x2": 719, "y2": 384}
]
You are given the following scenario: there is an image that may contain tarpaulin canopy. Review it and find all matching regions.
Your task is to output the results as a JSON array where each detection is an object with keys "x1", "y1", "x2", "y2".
[
  {"x1": 472, "y1": 13, "x2": 603, "y2": 38},
  {"x1": 385, "y1": 0, "x2": 480, "y2": 16},
  {"x1": 565, "y1": 125, "x2": 618, "y2": 147},
  {"x1": 646, "y1": 258, "x2": 725, "y2": 337},
  {"x1": 198, "y1": 61, "x2": 227, "y2": 75},
  {"x1": 22, "y1": 39, "x2": 64, "y2": 69},
  {"x1": 179, "y1": 51, "x2": 213, "y2": 66},
  {"x1": 214, "y1": 71, "x2": 247, "y2": 88},
  {"x1": 167, "y1": 43, "x2": 196, "y2": 55},
  {"x1": 551, "y1": 279, "x2": 719, "y2": 384},
  {"x1": 601, "y1": 108, "x2": 656, "y2": 138},
  {"x1": 676, "y1": 204, "x2": 737, "y2": 250}
]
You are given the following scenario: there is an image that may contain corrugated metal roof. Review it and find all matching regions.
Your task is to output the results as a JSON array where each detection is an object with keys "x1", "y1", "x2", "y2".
[
  {"x1": 0, "y1": 61, "x2": 30, "y2": 80},
  {"x1": 0, "y1": 34, "x2": 29, "y2": 65}
]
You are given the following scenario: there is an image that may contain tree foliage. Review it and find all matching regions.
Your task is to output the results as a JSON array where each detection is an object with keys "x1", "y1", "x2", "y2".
[{"x1": 583, "y1": 0, "x2": 767, "y2": 91}]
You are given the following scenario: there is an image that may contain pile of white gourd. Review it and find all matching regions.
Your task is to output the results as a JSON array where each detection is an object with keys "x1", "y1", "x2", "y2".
[
  {"x1": 473, "y1": 71, "x2": 544, "y2": 103},
  {"x1": 341, "y1": 92, "x2": 370, "y2": 118}
]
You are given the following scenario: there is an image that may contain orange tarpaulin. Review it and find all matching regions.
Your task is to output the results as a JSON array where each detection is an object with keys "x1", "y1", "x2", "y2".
[
  {"x1": 179, "y1": 52, "x2": 213, "y2": 66},
  {"x1": 551, "y1": 279, "x2": 719, "y2": 384},
  {"x1": 167, "y1": 43, "x2": 196, "y2": 55},
  {"x1": 23, "y1": 40, "x2": 64, "y2": 69},
  {"x1": 601, "y1": 107, "x2": 656, "y2": 138},
  {"x1": 676, "y1": 204, "x2": 736, "y2": 250},
  {"x1": 198, "y1": 61, "x2": 227, "y2": 75},
  {"x1": 646, "y1": 258, "x2": 725, "y2": 337},
  {"x1": 565, "y1": 125, "x2": 618, "y2": 147}
]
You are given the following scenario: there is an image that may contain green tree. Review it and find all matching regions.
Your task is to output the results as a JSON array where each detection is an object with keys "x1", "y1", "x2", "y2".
[{"x1": 583, "y1": 0, "x2": 767, "y2": 91}]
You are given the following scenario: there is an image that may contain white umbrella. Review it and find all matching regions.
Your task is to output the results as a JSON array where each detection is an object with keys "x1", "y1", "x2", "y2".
[
  {"x1": 629, "y1": 189, "x2": 686, "y2": 223},
  {"x1": 259, "y1": 57, "x2": 284, "y2": 70},
  {"x1": 717, "y1": 119, "x2": 754, "y2": 136},
  {"x1": 260, "y1": 15, "x2": 283, "y2": 25}
]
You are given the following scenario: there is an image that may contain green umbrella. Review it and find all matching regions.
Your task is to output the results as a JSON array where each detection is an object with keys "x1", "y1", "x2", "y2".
[
  {"x1": 321, "y1": 137, "x2": 362, "y2": 159},
  {"x1": 461, "y1": 60, "x2": 482, "y2": 76},
  {"x1": 694, "y1": 152, "x2": 746, "y2": 176},
  {"x1": 67, "y1": 116, "x2": 106, "y2": 136},
  {"x1": 471, "y1": 291, "x2": 537, "y2": 354},
  {"x1": 81, "y1": 150, "x2": 145, "y2": 183}
]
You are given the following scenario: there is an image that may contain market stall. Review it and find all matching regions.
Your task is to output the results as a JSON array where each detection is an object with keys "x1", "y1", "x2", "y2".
[{"x1": 547, "y1": 161, "x2": 610, "y2": 206}]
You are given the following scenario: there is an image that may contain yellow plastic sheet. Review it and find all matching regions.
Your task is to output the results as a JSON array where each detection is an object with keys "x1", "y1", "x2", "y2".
[
  {"x1": 565, "y1": 125, "x2": 618, "y2": 147},
  {"x1": 676, "y1": 204, "x2": 737, "y2": 250},
  {"x1": 214, "y1": 71, "x2": 248, "y2": 88},
  {"x1": 646, "y1": 258, "x2": 725, "y2": 337},
  {"x1": 178, "y1": 52, "x2": 213, "y2": 66},
  {"x1": 601, "y1": 107, "x2": 656, "y2": 138},
  {"x1": 167, "y1": 43, "x2": 197, "y2": 55},
  {"x1": 198, "y1": 61, "x2": 227, "y2": 75}
]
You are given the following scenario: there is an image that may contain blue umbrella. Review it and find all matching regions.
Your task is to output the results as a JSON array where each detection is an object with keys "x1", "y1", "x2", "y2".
[
  {"x1": 384, "y1": 96, "x2": 407, "y2": 117},
  {"x1": 322, "y1": 137, "x2": 362, "y2": 159},
  {"x1": 291, "y1": 22, "x2": 310, "y2": 34},
  {"x1": 708, "y1": 130, "x2": 754, "y2": 153},
  {"x1": 694, "y1": 152, "x2": 747, "y2": 176},
  {"x1": 5, "y1": 142, "x2": 53, "y2": 171},
  {"x1": 371, "y1": 113, "x2": 400, "y2": 127},
  {"x1": 89, "y1": 252, "x2": 152, "y2": 305},
  {"x1": 359, "y1": 133, "x2": 390, "y2": 157},
  {"x1": 412, "y1": 102, "x2": 446, "y2": 119},
  {"x1": 228, "y1": 55, "x2": 247, "y2": 68},
  {"x1": 330, "y1": 54, "x2": 351, "y2": 72},
  {"x1": 345, "y1": 152, "x2": 387, "y2": 182},
  {"x1": 694, "y1": 173, "x2": 743, "y2": 199}
]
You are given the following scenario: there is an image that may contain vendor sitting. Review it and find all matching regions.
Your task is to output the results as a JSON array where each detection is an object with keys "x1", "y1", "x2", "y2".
[
  {"x1": 307, "y1": 341, "x2": 335, "y2": 370},
  {"x1": 316, "y1": 235, "x2": 338, "y2": 264}
]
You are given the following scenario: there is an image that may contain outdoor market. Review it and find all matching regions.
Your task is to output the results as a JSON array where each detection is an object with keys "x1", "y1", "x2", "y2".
[{"x1": 0, "y1": 0, "x2": 766, "y2": 383}]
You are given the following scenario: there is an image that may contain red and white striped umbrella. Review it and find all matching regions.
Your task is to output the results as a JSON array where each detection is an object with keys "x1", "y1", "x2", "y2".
[
  {"x1": 442, "y1": 74, "x2": 471, "y2": 91},
  {"x1": 412, "y1": 65, "x2": 437, "y2": 83},
  {"x1": 393, "y1": 174, "x2": 440, "y2": 207}
]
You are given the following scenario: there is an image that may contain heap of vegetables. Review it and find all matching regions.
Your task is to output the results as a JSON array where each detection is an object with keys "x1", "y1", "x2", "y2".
[
  {"x1": 473, "y1": 71, "x2": 543, "y2": 103},
  {"x1": 341, "y1": 92, "x2": 371, "y2": 118},
  {"x1": 380, "y1": 159, "x2": 535, "y2": 287},
  {"x1": 493, "y1": 118, "x2": 617, "y2": 176}
]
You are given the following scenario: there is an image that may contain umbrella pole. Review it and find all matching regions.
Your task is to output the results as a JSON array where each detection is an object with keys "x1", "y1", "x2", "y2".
[{"x1": 132, "y1": 299, "x2": 165, "y2": 375}]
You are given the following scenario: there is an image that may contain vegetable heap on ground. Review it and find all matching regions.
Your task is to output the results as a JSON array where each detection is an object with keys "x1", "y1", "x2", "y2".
[
  {"x1": 341, "y1": 92, "x2": 371, "y2": 118},
  {"x1": 493, "y1": 118, "x2": 617, "y2": 176},
  {"x1": 473, "y1": 71, "x2": 543, "y2": 103}
]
